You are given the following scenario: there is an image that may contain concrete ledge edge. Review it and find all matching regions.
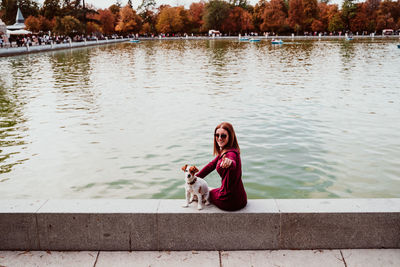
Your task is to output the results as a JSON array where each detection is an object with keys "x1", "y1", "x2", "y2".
[{"x1": 1, "y1": 199, "x2": 399, "y2": 251}]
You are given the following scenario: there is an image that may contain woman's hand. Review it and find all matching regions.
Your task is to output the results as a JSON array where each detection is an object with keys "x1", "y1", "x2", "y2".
[{"x1": 220, "y1": 155, "x2": 232, "y2": 168}]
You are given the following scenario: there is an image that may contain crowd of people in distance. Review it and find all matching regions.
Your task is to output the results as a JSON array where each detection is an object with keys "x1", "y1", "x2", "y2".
[{"x1": 0, "y1": 34, "x2": 125, "y2": 48}]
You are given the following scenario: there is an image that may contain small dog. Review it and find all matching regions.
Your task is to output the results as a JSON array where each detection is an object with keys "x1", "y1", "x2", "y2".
[{"x1": 181, "y1": 164, "x2": 210, "y2": 210}]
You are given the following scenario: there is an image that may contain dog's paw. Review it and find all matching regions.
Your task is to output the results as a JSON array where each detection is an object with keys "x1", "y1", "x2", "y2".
[
  {"x1": 205, "y1": 201, "x2": 210, "y2": 206},
  {"x1": 182, "y1": 204, "x2": 189, "y2": 208},
  {"x1": 197, "y1": 206, "x2": 203, "y2": 210}
]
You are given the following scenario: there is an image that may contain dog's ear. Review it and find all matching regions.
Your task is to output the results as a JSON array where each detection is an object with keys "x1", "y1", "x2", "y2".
[
  {"x1": 181, "y1": 164, "x2": 188, "y2": 172},
  {"x1": 190, "y1": 166, "x2": 199, "y2": 174}
]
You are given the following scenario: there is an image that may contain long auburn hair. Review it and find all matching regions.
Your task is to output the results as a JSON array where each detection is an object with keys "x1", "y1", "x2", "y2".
[{"x1": 213, "y1": 122, "x2": 240, "y2": 156}]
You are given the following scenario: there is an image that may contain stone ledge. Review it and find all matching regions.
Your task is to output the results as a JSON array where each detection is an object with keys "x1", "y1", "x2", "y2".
[
  {"x1": 0, "y1": 199, "x2": 399, "y2": 250},
  {"x1": 0, "y1": 38, "x2": 129, "y2": 57}
]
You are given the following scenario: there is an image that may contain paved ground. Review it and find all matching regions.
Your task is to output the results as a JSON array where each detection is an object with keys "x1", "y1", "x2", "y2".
[{"x1": 0, "y1": 249, "x2": 399, "y2": 267}]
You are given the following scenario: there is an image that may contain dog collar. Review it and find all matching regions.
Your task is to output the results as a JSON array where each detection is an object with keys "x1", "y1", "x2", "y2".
[{"x1": 187, "y1": 177, "x2": 197, "y2": 185}]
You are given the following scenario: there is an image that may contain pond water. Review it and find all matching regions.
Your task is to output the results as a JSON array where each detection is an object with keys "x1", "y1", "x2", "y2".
[{"x1": 1, "y1": 38, "x2": 399, "y2": 199}]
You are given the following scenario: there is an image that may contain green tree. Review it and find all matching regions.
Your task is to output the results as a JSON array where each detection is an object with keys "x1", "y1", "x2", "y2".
[
  {"x1": 328, "y1": 12, "x2": 344, "y2": 32},
  {"x1": 341, "y1": 0, "x2": 357, "y2": 30},
  {"x1": 203, "y1": 0, "x2": 230, "y2": 30},
  {"x1": 41, "y1": 0, "x2": 61, "y2": 19},
  {"x1": 1, "y1": 0, "x2": 39, "y2": 25},
  {"x1": 53, "y1": 15, "x2": 82, "y2": 36}
]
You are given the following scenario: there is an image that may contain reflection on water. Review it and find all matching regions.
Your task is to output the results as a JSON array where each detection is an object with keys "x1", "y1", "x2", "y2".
[
  {"x1": 0, "y1": 59, "x2": 30, "y2": 176},
  {"x1": 0, "y1": 39, "x2": 399, "y2": 199}
]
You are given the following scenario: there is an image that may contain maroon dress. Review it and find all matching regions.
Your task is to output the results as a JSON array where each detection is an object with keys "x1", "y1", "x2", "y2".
[{"x1": 196, "y1": 148, "x2": 247, "y2": 211}]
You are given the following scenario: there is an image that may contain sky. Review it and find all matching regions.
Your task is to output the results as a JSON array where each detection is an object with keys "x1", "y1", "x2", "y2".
[{"x1": 36, "y1": 0, "x2": 344, "y2": 9}]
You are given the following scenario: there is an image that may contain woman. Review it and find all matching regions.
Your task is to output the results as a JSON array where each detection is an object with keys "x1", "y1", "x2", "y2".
[{"x1": 196, "y1": 122, "x2": 247, "y2": 211}]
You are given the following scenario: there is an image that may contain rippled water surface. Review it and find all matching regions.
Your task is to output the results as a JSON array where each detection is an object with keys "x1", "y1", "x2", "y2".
[{"x1": 1, "y1": 39, "x2": 400, "y2": 199}]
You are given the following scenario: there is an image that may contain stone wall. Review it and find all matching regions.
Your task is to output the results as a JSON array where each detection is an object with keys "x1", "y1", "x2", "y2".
[{"x1": 0, "y1": 199, "x2": 399, "y2": 251}]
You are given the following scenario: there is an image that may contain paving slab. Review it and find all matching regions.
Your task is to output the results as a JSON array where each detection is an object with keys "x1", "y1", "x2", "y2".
[
  {"x1": 0, "y1": 251, "x2": 97, "y2": 267},
  {"x1": 341, "y1": 249, "x2": 400, "y2": 267},
  {"x1": 95, "y1": 251, "x2": 219, "y2": 267},
  {"x1": 220, "y1": 250, "x2": 344, "y2": 267}
]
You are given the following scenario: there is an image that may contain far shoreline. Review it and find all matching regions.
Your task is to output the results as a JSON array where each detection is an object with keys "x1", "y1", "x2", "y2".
[{"x1": 1, "y1": 34, "x2": 399, "y2": 58}]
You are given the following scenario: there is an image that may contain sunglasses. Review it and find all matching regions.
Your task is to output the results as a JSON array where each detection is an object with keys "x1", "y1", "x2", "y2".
[{"x1": 215, "y1": 133, "x2": 228, "y2": 139}]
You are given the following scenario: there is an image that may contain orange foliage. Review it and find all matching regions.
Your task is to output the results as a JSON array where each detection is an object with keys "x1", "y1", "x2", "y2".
[
  {"x1": 156, "y1": 6, "x2": 190, "y2": 33},
  {"x1": 116, "y1": 5, "x2": 143, "y2": 33},
  {"x1": 189, "y1": 1, "x2": 205, "y2": 32},
  {"x1": 350, "y1": 3, "x2": 369, "y2": 33},
  {"x1": 98, "y1": 9, "x2": 117, "y2": 35},
  {"x1": 311, "y1": 19, "x2": 324, "y2": 32},
  {"x1": 25, "y1": 16, "x2": 41, "y2": 33},
  {"x1": 288, "y1": 0, "x2": 304, "y2": 32},
  {"x1": 318, "y1": 3, "x2": 339, "y2": 33},
  {"x1": 222, "y1": 7, "x2": 254, "y2": 34},
  {"x1": 140, "y1": 22, "x2": 152, "y2": 34},
  {"x1": 259, "y1": 0, "x2": 288, "y2": 33}
]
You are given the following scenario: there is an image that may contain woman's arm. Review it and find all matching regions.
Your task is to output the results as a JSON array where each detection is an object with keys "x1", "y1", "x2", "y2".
[
  {"x1": 196, "y1": 156, "x2": 218, "y2": 178},
  {"x1": 220, "y1": 152, "x2": 237, "y2": 169},
  {"x1": 218, "y1": 152, "x2": 238, "y2": 197}
]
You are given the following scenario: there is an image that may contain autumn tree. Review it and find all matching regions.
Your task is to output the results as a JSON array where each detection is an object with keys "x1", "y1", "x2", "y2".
[
  {"x1": 203, "y1": 0, "x2": 230, "y2": 30},
  {"x1": 156, "y1": 5, "x2": 190, "y2": 33},
  {"x1": 138, "y1": 0, "x2": 156, "y2": 34},
  {"x1": 25, "y1": 15, "x2": 40, "y2": 32},
  {"x1": 302, "y1": 0, "x2": 318, "y2": 31},
  {"x1": 311, "y1": 18, "x2": 324, "y2": 32},
  {"x1": 188, "y1": 1, "x2": 205, "y2": 33},
  {"x1": 375, "y1": 0, "x2": 397, "y2": 32},
  {"x1": 86, "y1": 21, "x2": 101, "y2": 34},
  {"x1": 109, "y1": 3, "x2": 121, "y2": 15},
  {"x1": 38, "y1": 14, "x2": 54, "y2": 32},
  {"x1": 222, "y1": 6, "x2": 253, "y2": 34},
  {"x1": 115, "y1": 4, "x2": 142, "y2": 33},
  {"x1": 318, "y1": 2, "x2": 339, "y2": 33},
  {"x1": 259, "y1": 0, "x2": 289, "y2": 33},
  {"x1": 252, "y1": 0, "x2": 267, "y2": 32},
  {"x1": 97, "y1": 9, "x2": 116, "y2": 35},
  {"x1": 366, "y1": 0, "x2": 381, "y2": 13},
  {"x1": 288, "y1": 0, "x2": 304, "y2": 34},
  {"x1": 350, "y1": 3, "x2": 369, "y2": 33}
]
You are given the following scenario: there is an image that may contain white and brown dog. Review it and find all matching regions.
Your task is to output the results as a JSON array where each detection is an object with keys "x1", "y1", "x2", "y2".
[{"x1": 181, "y1": 165, "x2": 210, "y2": 210}]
